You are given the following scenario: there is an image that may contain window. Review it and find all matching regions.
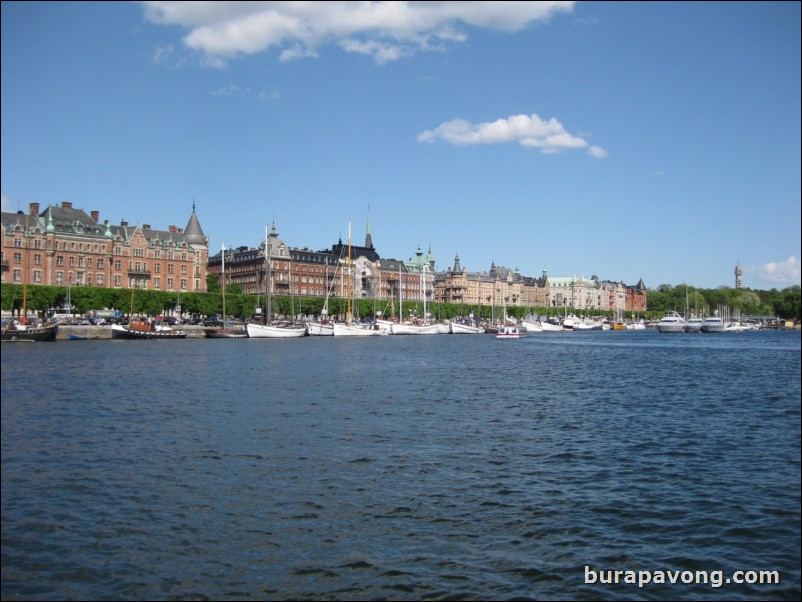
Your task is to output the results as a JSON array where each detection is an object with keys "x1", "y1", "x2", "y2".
[{"x1": 13, "y1": 252, "x2": 22, "y2": 264}]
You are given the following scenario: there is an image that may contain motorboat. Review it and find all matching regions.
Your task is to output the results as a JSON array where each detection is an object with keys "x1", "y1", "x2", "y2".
[
  {"x1": 701, "y1": 316, "x2": 727, "y2": 333},
  {"x1": 496, "y1": 325, "x2": 524, "y2": 339},
  {"x1": 655, "y1": 311, "x2": 687, "y2": 333}
]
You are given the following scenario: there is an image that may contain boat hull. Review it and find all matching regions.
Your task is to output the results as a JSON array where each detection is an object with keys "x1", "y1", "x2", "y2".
[
  {"x1": 1, "y1": 324, "x2": 58, "y2": 342},
  {"x1": 246, "y1": 323, "x2": 307, "y2": 338},
  {"x1": 332, "y1": 323, "x2": 388, "y2": 336},
  {"x1": 390, "y1": 323, "x2": 442, "y2": 335},
  {"x1": 450, "y1": 322, "x2": 484, "y2": 334},
  {"x1": 306, "y1": 322, "x2": 335, "y2": 336},
  {"x1": 111, "y1": 324, "x2": 187, "y2": 339},
  {"x1": 205, "y1": 329, "x2": 248, "y2": 338}
]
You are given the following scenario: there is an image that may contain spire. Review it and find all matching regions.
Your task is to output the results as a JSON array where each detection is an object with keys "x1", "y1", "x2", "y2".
[
  {"x1": 365, "y1": 204, "x2": 373, "y2": 249},
  {"x1": 184, "y1": 202, "x2": 206, "y2": 245}
]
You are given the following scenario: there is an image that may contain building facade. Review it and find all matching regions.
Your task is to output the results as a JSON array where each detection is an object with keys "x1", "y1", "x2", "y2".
[{"x1": 1, "y1": 202, "x2": 208, "y2": 293}]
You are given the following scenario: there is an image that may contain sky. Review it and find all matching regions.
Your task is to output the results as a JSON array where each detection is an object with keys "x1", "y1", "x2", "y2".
[{"x1": 2, "y1": 1, "x2": 800, "y2": 291}]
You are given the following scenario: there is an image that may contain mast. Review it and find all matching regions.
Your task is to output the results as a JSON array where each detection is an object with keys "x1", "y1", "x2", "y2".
[
  {"x1": 22, "y1": 215, "x2": 29, "y2": 322},
  {"x1": 266, "y1": 226, "x2": 273, "y2": 325},
  {"x1": 221, "y1": 242, "x2": 227, "y2": 325},
  {"x1": 347, "y1": 221, "x2": 352, "y2": 323},
  {"x1": 399, "y1": 264, "x2": 403, "y2": 321}
]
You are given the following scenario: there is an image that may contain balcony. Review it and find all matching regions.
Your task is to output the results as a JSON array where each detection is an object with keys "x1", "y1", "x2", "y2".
[{"x1": 127, "y1": 268, "x2": 151, "y2": 278}]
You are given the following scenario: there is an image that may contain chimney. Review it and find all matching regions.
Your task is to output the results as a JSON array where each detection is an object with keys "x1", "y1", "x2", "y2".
[
  {"x1": 143, "y1": 224, "x2": 150, "y2": 230},
  {"x1": 169, "y1": 225, "x2": 177, "y2": 233},
  {"x1": 91, "y1": 210, "x2": 99, "y2": 222},
  {"x1": 121, "y1": 220, "x2": 128, "y2": 227},
  {"x1": 62, "y1": 201, "x2": 73, "y2": 209},
  {"x1": 29, "y1": 202, "x2": 40, "y2": 216}
]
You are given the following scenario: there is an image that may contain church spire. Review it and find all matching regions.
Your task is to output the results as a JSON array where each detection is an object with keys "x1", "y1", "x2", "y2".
[{"x1": 365, "y1": 204, "x2": 373, "y2": 249}]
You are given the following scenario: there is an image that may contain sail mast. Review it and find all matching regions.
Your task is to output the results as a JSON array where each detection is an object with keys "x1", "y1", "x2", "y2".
[
  {"x1": 221, "y1": 242, "x2": 226, "y2": 325},
  {"x1": 347, "y1": 221, "x2": 352, "y2": 323},
  {"x1": 266, "y1": 225, "x2": 273, "y2": 325}
]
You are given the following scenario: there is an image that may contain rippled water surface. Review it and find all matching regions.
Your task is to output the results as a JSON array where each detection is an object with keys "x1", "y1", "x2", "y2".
[{"x1": 2, "y1": 330, "x2": 800, "y2": 600}]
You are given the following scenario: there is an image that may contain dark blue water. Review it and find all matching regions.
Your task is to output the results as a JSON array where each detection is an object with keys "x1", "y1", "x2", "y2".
[{"x1": 2, "y1": 330, "x2": 800, "y2": 600}]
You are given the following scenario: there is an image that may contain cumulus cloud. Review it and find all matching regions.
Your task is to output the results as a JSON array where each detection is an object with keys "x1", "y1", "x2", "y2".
[
  {"x1": 418, "y1": 113, "x2": 606, "y2": 157},
  {"x1": 141, "y1": 1, "x2": 575, "y2": 64},
  {"x1": 758, "y1": 256, "x2": 801, "y2": 285}
]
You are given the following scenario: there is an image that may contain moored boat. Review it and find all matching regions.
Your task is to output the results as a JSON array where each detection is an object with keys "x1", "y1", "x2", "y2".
[
  {"x1": 1, "y1": 321, "x2": 59, "y2": 342},
  {"x1": 332, "y1": 322, "x2": 388, "y2": 336},
  {"x1": 684, "y1": 317, "x2": 704, "y2": 333},
  {"x1": 111, "y1": 319, "x2": 187, "y2": 339},
  {"x1": 496, "y1": 325, "x2": 524, "y2": 339},
  {"x1": 247, "y1": 322, "x2": 306, "y2": 338},
  {"x1": 701, "y1": 316, "x2": 727, "y2": 333},
  {"x1": 655, "y1": 311, "x2": 687, "y2": 333},
  {"x1": 450, "y1": 321, "x2": 484, "y2": 334}
]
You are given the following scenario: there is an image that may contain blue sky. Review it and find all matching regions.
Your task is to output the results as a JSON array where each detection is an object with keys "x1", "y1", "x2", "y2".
[{"x1": 2, "y1": 1, "x2": 800, "y2": 290}]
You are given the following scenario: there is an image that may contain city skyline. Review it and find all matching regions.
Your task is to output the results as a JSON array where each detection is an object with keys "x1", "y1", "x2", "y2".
[{"x1": 2, "y1": 2, "x2": 800, "y2": 290}]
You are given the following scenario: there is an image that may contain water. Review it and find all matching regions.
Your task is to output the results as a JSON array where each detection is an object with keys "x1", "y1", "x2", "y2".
[{"x1": 2, "y1": 330, "x2": 800, "y2": 601}]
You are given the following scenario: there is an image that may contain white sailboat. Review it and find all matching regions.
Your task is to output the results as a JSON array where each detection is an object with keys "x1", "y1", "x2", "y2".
[
  {"x1": 306, "y1": 263, "x2": 335, "y2": 335},
  {"x1": 333, "y1": 221, "x2": 386, "y2": 336},
  {"x1": 389, "y1": 264, "x2": 442, "y2": 335},
  {"x1": 247, "y1": 225, "x2": 306, "y2": 339}
]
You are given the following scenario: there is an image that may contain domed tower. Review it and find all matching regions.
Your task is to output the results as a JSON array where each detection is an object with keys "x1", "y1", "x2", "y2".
[{"x1": 734, "y1": 262, "x2": 743, "y2": 289}]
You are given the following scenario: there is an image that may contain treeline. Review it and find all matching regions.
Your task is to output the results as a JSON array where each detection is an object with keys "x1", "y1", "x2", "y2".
[
  {"x1": 644, "y1": 284, "x2": 800, "y2": 320},
  {"x1": 2, "y1": 282, "x2": 800, "y2": 321}
]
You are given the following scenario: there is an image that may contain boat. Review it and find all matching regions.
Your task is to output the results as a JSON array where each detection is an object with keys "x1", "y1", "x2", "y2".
[
  {"x1": 684, "y1": 316, "x2": 704, "y2": 333},
  {"x1": 450, "y1": 319, "x2": 484, "y2": 334},
  {"x1": 111, "y1": 319, "x2": 187, "y2": 339},
  {"x1": 206, "y1": 243, "x2": 248, "y2": 338},
  {"x1": 1, "y1": 219, "x2": 59, "y2": 342},
  {"x1": 332, "y1": 321, "x2": 389, "y2": 336},
  {"x1": 248, "y1": 225, "x2": 307, "y2": 339},
  {"x1": 306, "y1": 262, "x2": 338, "y2": 336},
  {"x1": 306, "y1": 320, "x2": 335, "y2": 336},
  {"x1": 113, "y1": 286, "x2": 187, "y2": 339},
  {"x1": 330, "y1": 221, "x2": 388, "y2": 337},
  {"x1": 496, "y1": 325, "x2": 524, "y2": 339},
  {"x1": 1, "y1": 320, "x2": 58, "y2": 342},
  {"x1": 655, "y1": 311, "x2": 687, "y2": 333},
  {"x1": 247, "y1": 321, "x2": 306, "y2": 338},
  {"x1": 701, "y1": 316, "x2": 727, "y2": 333},
  {"x1": 390, "y1": 321, "x2": 442, "y2": 335}
]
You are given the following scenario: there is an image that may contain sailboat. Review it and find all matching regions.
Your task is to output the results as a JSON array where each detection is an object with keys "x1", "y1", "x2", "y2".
[
  {"x1": 2, "y1": 216, "x2": 59, "y2": 342},
  {"x1": 332, "y1": 221, "x2": 386, "y2": 336},
  {"x1": 306, "y1": 251, "x2": 343, "y2": 336},
  {"x1": 390, "y1": 264, "x2": 442, "y2": 335},
  {"x1": 247, "y1": 225, "x2": 306, "y2": 338},
  {"x1": 207, "y1": 243, "x2": 247, "y2": 338}
]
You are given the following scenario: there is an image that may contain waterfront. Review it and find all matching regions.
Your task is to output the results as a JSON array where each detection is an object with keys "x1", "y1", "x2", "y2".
[{"x1": 2, "y1": 330, "x2": 800, "y2": 600}]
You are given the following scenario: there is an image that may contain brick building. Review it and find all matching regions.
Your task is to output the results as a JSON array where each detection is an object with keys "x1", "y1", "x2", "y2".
[{"x1": 1, "y1": 202, "x2": 208, "y2": 293}]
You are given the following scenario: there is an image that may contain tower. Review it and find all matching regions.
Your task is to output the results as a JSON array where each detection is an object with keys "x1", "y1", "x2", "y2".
[{"x1": 734, "y1": 262, "x2": 743, "y2": 289}]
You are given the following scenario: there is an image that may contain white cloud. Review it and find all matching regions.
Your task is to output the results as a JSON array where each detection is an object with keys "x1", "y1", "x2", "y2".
[
  {"x1": 1, "y1": 194, "x2": 9, "y2": 212},
  {"x1": 141, "y1": 1, "x2": 575, "y2": 64},
  {"x1": 418, "y1": 113, "x2": 606, "y2": 157},
  {"x1": 757, "y1": 256, "x2": 801, "y2": 286}
]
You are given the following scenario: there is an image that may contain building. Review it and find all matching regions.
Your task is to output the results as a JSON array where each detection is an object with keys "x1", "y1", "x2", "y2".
[
  {"x1": 1, "y1": 201, "x2": 208, "y2": 293},
  {"x1": 206, "y1": 222, "x2": 436, "y2": 318}
]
